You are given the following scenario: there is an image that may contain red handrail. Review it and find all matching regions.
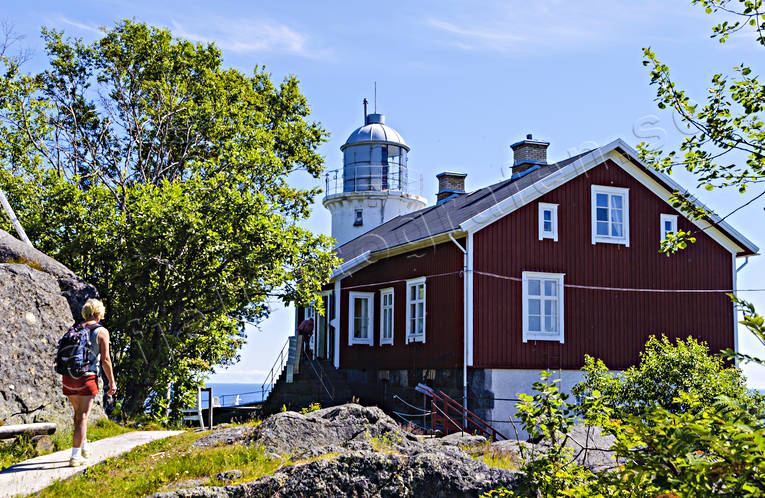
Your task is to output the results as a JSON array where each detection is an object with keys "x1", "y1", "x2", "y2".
[{"x1": 416, "y1": 383, "x2": 509, "y2": 441}]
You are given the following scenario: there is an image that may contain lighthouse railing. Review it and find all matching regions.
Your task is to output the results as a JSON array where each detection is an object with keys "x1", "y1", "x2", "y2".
[{"x1": 323, "y1": 166, "x2": 424, "y2": 197}]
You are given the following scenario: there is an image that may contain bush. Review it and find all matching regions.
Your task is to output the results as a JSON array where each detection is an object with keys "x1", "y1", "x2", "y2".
[{"x1": 572, "y1": 335, "x2": 758, "y2": 415}]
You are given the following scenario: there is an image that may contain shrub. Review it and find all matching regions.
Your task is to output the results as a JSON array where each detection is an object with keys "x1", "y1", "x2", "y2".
[{"x1": 572, "y1": 335, "x2": 758, "y2": 416}]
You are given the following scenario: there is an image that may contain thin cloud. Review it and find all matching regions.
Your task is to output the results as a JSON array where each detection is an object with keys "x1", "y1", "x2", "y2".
[
  {"x1": 58, "y1": 17, "x2": 104, "y2": 36},
  {"x1": 170, "y1": 17, "x2": 329, "y2": 59},
  {"x1": 425, "y1": 1, "x2": 699, "y2": 55}
]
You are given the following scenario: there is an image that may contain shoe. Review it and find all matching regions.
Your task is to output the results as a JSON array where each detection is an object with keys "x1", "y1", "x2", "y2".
[
  {"x1": 81, "y1": 446, "x2": 91, "y2": 458},
  {"x1": 69, "y1": 455, "x2": 86, "y2": 467}
]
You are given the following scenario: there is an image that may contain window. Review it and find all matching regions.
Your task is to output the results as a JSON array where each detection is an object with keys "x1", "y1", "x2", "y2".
[
  {"x1": 538, "y1": 203, "x2": 558, "y2": 241},
  {"x1": 380, "y1": 288, "x2": 394, "y2": 345},
  {"x1": 591, "y1": 185, "x2": 629, "y2": 246},
  {"x1": 406, "y1": 277, "x2": 426, "y2": 343},
  {"x1": 522, "y1": 272, "x2": 564, "y2": 343},
  {"x1": 348, "y1": 292, "x2": 374, "y2": 345},
  {"x1": 354, "y1": 209, "x2": 363, "y2": 226},
  {"x1": 660, "y1": 214, "x2": 678, "y2": 242}
]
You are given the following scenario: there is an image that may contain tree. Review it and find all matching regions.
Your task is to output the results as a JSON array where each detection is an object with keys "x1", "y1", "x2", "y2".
[
  {"x1": 573, "y1": 335, "x2": 759, "y2": 416},
  {"x1": 637, "y1": 1, "x2": 765, "y2": 364},
  {"x1": 0, "y1": 20, "x2": 337, "y2": 418}
]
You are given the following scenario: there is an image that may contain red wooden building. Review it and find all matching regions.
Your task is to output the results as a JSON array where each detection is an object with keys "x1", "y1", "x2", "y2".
[{"x1": 300, "y1": 130, "x2": 758, "y2": 432}]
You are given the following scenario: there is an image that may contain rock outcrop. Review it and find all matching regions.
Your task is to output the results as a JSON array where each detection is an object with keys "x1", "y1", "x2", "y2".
[
  {"x1": 0, "y1": 230, "x2": 98, "y2": 319},
  {"x1": 159, "y1": 404, "x2": 519, "y2": 497},
  {"x1": 0, "y1": 230, "x2": 103, "y2": 426}
]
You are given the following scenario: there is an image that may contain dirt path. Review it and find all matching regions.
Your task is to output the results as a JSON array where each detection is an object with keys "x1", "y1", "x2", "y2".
[{"x1": 0, "y1": 430, "x2": 184, "y2": 497}]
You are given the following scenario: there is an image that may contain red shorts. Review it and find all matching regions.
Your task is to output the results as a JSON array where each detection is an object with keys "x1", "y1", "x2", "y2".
[{"x1": 62, "y1": 375, "x2": 99, "y2": 396}]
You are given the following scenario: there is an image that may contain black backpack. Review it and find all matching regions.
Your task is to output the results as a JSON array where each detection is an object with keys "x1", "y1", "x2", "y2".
[{"x1": 55, "y1": 323, "x2": 98, "y2": 378}]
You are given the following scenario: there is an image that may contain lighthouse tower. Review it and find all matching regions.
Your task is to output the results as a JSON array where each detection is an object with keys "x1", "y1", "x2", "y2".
[{"x1": 323, "y1": 102, "x2": 427, "y2": 246}]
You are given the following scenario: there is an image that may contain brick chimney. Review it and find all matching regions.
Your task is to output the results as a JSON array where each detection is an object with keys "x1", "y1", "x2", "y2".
[
  {"x1": 436, "y1": 172, "x2": 467, "y2": 204},
  {"x1": 511, "y1": 134, "x2": 549, "y2": 176}
]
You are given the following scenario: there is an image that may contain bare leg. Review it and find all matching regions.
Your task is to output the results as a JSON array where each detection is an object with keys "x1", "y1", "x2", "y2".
[{"x1": 67, "y1": 395, "x2": 95, "y2": 448}]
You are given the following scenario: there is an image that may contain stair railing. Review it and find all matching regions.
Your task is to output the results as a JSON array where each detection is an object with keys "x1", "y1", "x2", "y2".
[
  {"x1": 261, "y1": 338, "x2": 291, "y2": 402},
  {"x1": 416, "y1": 383, "x2": 509, "y2": 441},
  {"x1": 304, "y1": 352, "x2": 336, "y2": 400}
]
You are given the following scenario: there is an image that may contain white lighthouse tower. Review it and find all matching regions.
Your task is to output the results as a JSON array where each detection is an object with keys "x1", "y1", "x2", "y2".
[{"x1": 323, "y1": 102, "x2": 427, "y2": 246}]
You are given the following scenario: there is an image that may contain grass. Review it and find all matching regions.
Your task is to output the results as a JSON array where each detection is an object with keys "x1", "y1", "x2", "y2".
[
  {"x1": 467, "y1": 442, "x2": 522, "y2": 470},
  {"x1": 0, "y1": 417, "x2": 162, "y2": 470},
  {"x1": 38, "y1": 425, "x2": 281, "y2": 497}
]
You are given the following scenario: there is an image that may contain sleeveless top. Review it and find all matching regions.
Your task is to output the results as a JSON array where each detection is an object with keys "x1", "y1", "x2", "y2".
[{"x1": 85, "y1": 325, "x2": 103, "y2": 376}]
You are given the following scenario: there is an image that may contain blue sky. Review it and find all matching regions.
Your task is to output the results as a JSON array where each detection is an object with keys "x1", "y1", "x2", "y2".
[{"x1": 6, "y1": 0, "x2": 765, "y2": 387}]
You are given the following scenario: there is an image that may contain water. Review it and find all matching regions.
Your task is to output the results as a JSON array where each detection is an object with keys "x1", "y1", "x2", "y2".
[{"x1": 203, "y1": 383, "x2": 272, "y2": 407}]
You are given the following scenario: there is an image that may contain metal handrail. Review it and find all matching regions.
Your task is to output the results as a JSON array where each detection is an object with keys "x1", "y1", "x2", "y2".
[
  {"x1": 304, "y1": 352, "x2": 335, "y2": 400},
  {"x1": 261, "y1": 338, "x2": 291, "y2": 403},
  {"x1": 323, "y1": 166, "x2": 424, "y2": 197},
  {"x1": 416, "y1": 383, "x2": 509, "y2": 441}
]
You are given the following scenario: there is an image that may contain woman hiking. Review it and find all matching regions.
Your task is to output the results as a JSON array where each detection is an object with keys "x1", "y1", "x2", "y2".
[{"x1": 61, "y1": 298, "x2": 117, "y2": 467}]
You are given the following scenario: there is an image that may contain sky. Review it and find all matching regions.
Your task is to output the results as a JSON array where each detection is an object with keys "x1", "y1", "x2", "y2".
[{"x1": 4, "y1": 0, "x2": 765, "y2": 387}]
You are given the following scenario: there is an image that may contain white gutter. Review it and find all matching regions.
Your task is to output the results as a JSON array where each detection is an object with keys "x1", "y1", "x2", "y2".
[
  {"x1": 448, "y1": 232, "x2": 469, "y2": 428},
  {"x1": 331, "y1": 251, "x2": 372, "y2": 280}
]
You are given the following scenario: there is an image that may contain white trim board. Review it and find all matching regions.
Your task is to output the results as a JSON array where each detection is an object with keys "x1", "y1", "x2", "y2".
[{"x1": 460, "y1": 139, "x2": 757, "y2": 257}]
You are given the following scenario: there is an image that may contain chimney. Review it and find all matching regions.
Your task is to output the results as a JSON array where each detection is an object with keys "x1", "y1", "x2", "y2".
[
  {"x1": 510, "y1": 134, "x2": 549, "y2": 176},
  {"x1": 436, "y1": 172, "x2": 467, "y2": 204}
]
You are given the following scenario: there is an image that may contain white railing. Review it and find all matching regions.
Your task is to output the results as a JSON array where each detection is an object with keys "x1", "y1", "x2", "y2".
[
  {"x1": 324, "y1": 166, "x2": 424, "y2": 197},
  {"x1": 260, "y1": 338, "x2": 291, "y2": 402}
]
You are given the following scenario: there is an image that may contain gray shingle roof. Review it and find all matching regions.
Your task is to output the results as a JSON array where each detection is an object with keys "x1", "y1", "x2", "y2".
[{"x1": 336, "y1": 150, "x2": 592, "y2": 262}]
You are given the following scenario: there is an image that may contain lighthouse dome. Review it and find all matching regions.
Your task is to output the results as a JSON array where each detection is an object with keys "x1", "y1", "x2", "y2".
[{"x1": 341, "y1": 113, "x2": 409, "y2": 150}]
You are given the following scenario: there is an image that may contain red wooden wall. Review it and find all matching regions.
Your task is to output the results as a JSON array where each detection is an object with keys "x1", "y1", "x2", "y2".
[
  {"x1": 473, "y1": 159, "x2": 735, "y2": 370},
  {"x1": 338, "y1": 239, "x2": 465, "y2": 370}
]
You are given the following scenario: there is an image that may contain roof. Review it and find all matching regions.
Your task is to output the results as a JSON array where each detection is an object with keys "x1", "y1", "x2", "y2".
[
  {"x1": 335, "y1": 150, "x2": 590, "y2": 263},
  {"x1": 334, "y1": 139, "x2": 759, "y2": 274},
  {"x1": 342, "y1": 113, "x2": 408, "y2": 151}
]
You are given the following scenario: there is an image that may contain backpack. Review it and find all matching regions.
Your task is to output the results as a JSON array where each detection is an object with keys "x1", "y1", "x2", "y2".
[{"x1": 55, "y1": 323, "x2": 97, "y2": 378}]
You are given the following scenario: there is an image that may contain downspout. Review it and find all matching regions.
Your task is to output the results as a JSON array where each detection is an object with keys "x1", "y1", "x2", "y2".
[
  {"x1": 0, "y1": 188, "x2": 33, "y2": 247},
  {"x1": 733, "y1": 256, "x2": 750, "y2": 366},
  {"x1": 448, "y1": 232, "x2": 468, "y2": 428}
]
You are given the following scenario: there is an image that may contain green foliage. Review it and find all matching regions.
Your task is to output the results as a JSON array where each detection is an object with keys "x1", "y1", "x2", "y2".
[
  {"x1": 299, "y1": 402, "x2": 321, "y2": 414},
  {"x1": 509, "y1": 372, "x2": 602, "y2": 496},
  {"x1": 485, "y1": 371, "x2": 765, "y2": 497},
  {"x1": 724, "y1": 294, "x2": 765, "y2": 366},
  {"x1": 597, "y1": 392, "x2": 765, "y2": 497},
  {"x1": 573, "y1": 335, "x2": 757, "y2": 416},
  {"x1": 637, "y1": 0, "x2": 764, "y2": 253},
  {"x1": 0, "y1": 20, "x2": 337, "y2": 418}
]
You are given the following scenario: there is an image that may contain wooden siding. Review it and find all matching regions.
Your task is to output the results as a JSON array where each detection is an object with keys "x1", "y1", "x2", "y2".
[
  {"x1": 473, "y1": 159, "x2": 735, "y2": 370},
  {"x1": 339, "y1": 239, "x2": 465, "y2": 370}
]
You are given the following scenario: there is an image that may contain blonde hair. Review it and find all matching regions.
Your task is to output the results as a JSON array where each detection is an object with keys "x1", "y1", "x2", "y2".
[{"x1": 81, "y1": 298, "x2": 106, "y2": 321}]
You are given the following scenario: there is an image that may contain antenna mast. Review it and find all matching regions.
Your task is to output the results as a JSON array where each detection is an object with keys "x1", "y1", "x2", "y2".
[{"x1": 374, "y1": 81, "x2": 377, "y2": 113}]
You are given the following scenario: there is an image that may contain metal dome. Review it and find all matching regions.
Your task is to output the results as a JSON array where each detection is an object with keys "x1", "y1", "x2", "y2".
[{"x1": 341, "y1": 113, "x2": 409, "y2": 151}]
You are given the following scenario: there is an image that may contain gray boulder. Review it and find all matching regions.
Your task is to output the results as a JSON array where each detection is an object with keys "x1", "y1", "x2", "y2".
[
  {"x1": 425, "y1": 432, "x2": 487, "y2": 448},
  {"x1": 160, "y1": 404, "x2": 519, "y2": 497},
  {"x1": 0, "y1": 232, "x2": 104, "y2": 427},
  {"x1": 154, "y1": 448, "x2": 518, "y2": 498},
  {"x1": 0, "y1": 229, "x2": 98, "y2": 318},
  {"x1": 247, "y1": 404, "x2": 418, "y2": 456},
  {"x1": 192, "y1": 425, "x2": 258, "y2": 449}
]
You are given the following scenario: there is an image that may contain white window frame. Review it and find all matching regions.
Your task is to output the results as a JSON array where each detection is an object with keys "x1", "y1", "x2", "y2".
[
  {"x1": 379, "y1": 288, "x2": 394, "y2": 345},
  {"x1": 538, "y1": 203, "x2": 559, "y2": 241},
  {"x1": 660, "y1": 213, "x2": 678, "y2": 242},
  {"x1": 522, "y1": 272, "x2": 565, "y2": 343},
  {"x1": 405, "y1": 277, "x2": 426, "y2": 344},
  {"x1": 591, "y1": 185, "x2": 630, "y2": 247},
  {"x1": 348, "y1": 291, "x2": 374, "y2": 346}
]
